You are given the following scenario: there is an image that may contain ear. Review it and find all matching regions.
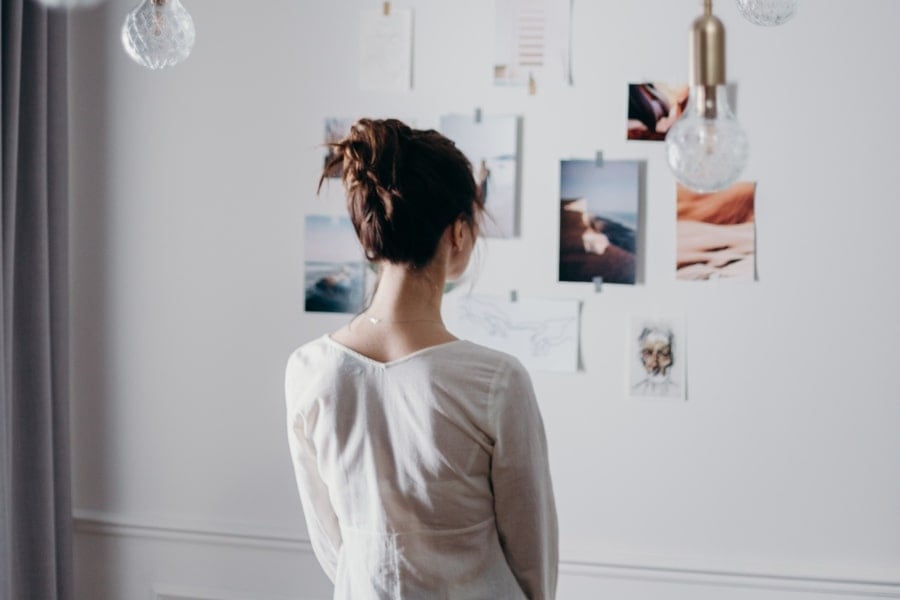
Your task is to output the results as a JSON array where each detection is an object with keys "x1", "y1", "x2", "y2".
[{"x1": 451, "y1": 219, "x2": 466, "y2": 251}]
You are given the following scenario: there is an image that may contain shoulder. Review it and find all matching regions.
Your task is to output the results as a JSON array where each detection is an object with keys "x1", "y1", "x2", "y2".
[
  {"x1": 398, "y1": 340, "x2": 528, "y2": 401},
  {"x1": 446, "y1": 341, "x2": 532, "y2": 390},
  {"x1": 286, "y1": 335, "x2": 334, "y2": 376},
  {"x1": 284, "y1": 335, "x2": 341, "y2": 413},
  {"x1": 439, "y1": 339, "x2": 520, "y2": 369}
]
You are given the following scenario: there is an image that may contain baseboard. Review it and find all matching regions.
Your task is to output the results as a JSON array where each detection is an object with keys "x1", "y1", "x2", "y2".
[
  {"x1": 74, "y1": 509, "x2": 900, "y2": 598},
  {"x1": 153, "y1": 582, "x2": 321, "y2": 600},
  {"x1": 560, "y1": 560, "x2": 900, "y2": 598}
]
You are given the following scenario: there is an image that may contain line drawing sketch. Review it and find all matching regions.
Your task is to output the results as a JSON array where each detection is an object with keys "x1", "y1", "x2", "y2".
[{"x1": 450, "y1": 295, "x2": 580, "y2": 372}]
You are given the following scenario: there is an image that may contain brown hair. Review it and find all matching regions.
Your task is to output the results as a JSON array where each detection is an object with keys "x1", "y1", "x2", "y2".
[{"x1": 319, "y1": 118, "x2": 481, "y2": 269}]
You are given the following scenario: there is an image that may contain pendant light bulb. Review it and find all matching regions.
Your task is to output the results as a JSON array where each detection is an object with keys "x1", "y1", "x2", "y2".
[
  {"x1": 736, "y1": 0, "x2": 798, "y2": 26},
  {"x1": 666, "y1": 0, "x2": 749, "y2": 193},
  {"x1": 121, "y1": 0, "x2": 195, "y2": 70}
]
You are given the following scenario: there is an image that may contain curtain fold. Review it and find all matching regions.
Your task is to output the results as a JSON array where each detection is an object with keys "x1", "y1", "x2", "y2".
[{"x1": 1, "y1": 1, "x2": 72, "y2": 599}]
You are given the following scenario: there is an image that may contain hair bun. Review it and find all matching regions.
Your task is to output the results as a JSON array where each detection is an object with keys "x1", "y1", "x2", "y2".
[
  {"x1": 344, "y1": 120, "x2": 409, "y2": 221},
  {"x1": 318, "y1": 118, "x2": 479, "y2": 267}
]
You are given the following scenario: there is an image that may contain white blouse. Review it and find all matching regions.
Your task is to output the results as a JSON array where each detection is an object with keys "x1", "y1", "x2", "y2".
[{"x1": 285, "y1": 335, "x2": 558, "y2": 599}]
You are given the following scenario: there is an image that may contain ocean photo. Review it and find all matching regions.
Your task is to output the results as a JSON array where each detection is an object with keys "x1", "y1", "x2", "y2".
[
  {"x1": 558, "y1": 160, "x2": 641, "y2": 284},
  {"x1": 304, "y1": 215, "x2": 367, "y2": 313},
  {"x1": 304, "y1": 261, "x2": 366, "y2": 313}
]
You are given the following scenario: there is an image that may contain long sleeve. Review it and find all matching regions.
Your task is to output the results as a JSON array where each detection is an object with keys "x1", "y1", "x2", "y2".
[
  {"x1": 285, "y1": 359, "x2": 343, "y2": 582},
  {"x1": 490, "y1": 359, "x2": 559, "y2": 600}
]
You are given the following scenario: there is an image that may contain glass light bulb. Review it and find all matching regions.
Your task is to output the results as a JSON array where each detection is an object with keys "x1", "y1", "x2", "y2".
[
  {"x1": 121, "y1": 0, "x2": 195, "y2": 70},
  {"x1": 736, "y1": 0, "x2": 799, "y2": 26},
  {"x1": 665, "y1": 86, "x2": 749, "y2": 193},
  {"x1": 33, "y1": 0, "x2": 104, "y2": 8}
]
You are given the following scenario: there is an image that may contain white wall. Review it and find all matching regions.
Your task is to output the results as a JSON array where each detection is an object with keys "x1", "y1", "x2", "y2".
[{"x1": 69, "y1": 1, "x2": 900, "y2": 599}]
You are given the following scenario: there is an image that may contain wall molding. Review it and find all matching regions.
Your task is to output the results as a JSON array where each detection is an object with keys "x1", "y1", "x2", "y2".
[
  {"x1": 153, "y1": 582, "x2": 321, "y2": 600},
  {"x1": 560, "y1": 560, "x2": 900, "y2": 598},
  {"x1": 75, "y1": 509, "x2": 309, "y2": 554},
  {"x1": 75, "y1": 510, "x2": 900, "y2": 598}
]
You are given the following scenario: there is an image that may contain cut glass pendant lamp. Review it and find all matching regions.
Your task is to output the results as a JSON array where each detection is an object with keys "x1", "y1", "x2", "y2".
[
  {"x1": 122, "y1": 0, "x2": 195, "y2": 70},
  {"x1": 736, "y1": 0, "x2": 798, "y2": 26},
  {"x1": 666, "y1": 0, "x2": 749, "y2": 193}
]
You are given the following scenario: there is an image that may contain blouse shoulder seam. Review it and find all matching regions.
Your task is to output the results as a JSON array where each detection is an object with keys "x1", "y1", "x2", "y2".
[{"x1": 487, "y1": 351, "x2": 516, "y2": 425}]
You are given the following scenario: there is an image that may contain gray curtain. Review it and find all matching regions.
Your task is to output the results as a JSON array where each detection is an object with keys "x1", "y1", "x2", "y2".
[{"x1": 1, "y1": 1, "x2": 72, "y2": 599}]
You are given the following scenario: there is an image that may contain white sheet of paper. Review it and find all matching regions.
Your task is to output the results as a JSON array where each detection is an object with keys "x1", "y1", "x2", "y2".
[
  {"x1": 493, "y1": 0, "x2": 573, "y2": 88},
  {"x1": 359, "y1": 8, "x2": 413, "y2": 92},
  {"x1": 448, "y1": 294, "x2": 580, "y2": 373}
]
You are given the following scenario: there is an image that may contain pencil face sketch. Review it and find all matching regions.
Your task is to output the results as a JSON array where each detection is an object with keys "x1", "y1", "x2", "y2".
[
  {"x1": 639, "y1": 326, "x2": 674, "y2": 376},
  {"x1": 629, "y1": 316, "x2": 686, "y2": 400}
]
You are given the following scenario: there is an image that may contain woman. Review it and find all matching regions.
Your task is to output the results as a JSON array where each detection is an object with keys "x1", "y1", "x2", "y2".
[{"x1": 285, "y1": 119, "x2": 558, "y2": 599}]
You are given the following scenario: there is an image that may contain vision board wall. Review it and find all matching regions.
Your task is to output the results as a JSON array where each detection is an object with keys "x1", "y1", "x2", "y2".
[{"x1": 69, "y1": 1, "x2": 900, "y2": 599}]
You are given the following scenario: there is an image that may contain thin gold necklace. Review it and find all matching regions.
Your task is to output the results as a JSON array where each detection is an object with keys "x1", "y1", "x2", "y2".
[{"x1": 364, "y1": 314, "x2": 444, "y2": 326}]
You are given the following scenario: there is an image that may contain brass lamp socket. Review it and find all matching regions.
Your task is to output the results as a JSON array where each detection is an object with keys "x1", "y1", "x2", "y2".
[{"x1": 690, "y1": 0, "x2": 726, "y2": 118}]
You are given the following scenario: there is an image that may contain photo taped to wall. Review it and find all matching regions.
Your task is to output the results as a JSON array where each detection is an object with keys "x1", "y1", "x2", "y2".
[
  {"x1": 323, "y1": 117, "x2": 355, "y2": 179},
  {"x1": 440, "y1": 113, "x2": 521, "y2": 238},
  {"x1": 304, "y1": 215, "x2": 367, "y2": 314},
  {"x1": 627, "y1": 82, "x2": 689, "y2": 141},
  {"x1": 558, "y1": 159, "x2": 641, "y2": 285},
  {"x1": 676, "y1": 181, "x2": 757, "y2": 281}
]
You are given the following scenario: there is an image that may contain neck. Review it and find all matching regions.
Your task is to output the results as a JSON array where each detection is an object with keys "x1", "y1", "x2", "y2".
[{"x1": 365, "y1": 260, "x2": 446, "y2": 323}]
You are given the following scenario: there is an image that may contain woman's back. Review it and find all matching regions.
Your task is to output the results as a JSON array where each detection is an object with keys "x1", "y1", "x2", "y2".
[
  {"x1": 287, "y1": 118, "x2": 557, "y2": 598},
  {"x1": 286, "y1": 335, "x2": 557, "y2": 599}
]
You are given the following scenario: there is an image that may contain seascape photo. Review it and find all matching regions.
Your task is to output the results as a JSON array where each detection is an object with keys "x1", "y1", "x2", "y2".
[
  {"x1": 440, "y1": 114, "x2": 521, "y2": 238},
  {"x1": 558, "y1": 159, "x2": 641, "y2": 285},
  {"x1": 676, "y1": 182, "x2": 756, "y2": 281},
  {"x1": 304, "y1": 215, "x2": 367, "y2": 313}
]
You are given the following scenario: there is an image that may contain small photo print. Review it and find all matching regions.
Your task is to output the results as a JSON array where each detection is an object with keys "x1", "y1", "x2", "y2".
[
  {"x1": 440, "y1": 114, "x2": 521, "y2": 238},
  {"x1": 323, "y1": 118, "x2": 354, "y2": 178},
  {"x1": 676, "y1": 182, "x2": 757, "y2": 281},
  {"x1": 559, "y1": 159, "x2": 641, "y2": 285},
  {"x1": 629, "y1": 315, "x2": 686, "y2": 400},
  {"x1": 304, "y1": 215, "x2": 366, "y2": 314},
  {"x1": 627, "y1": 82, "x2": 689, "y2": 141}
]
